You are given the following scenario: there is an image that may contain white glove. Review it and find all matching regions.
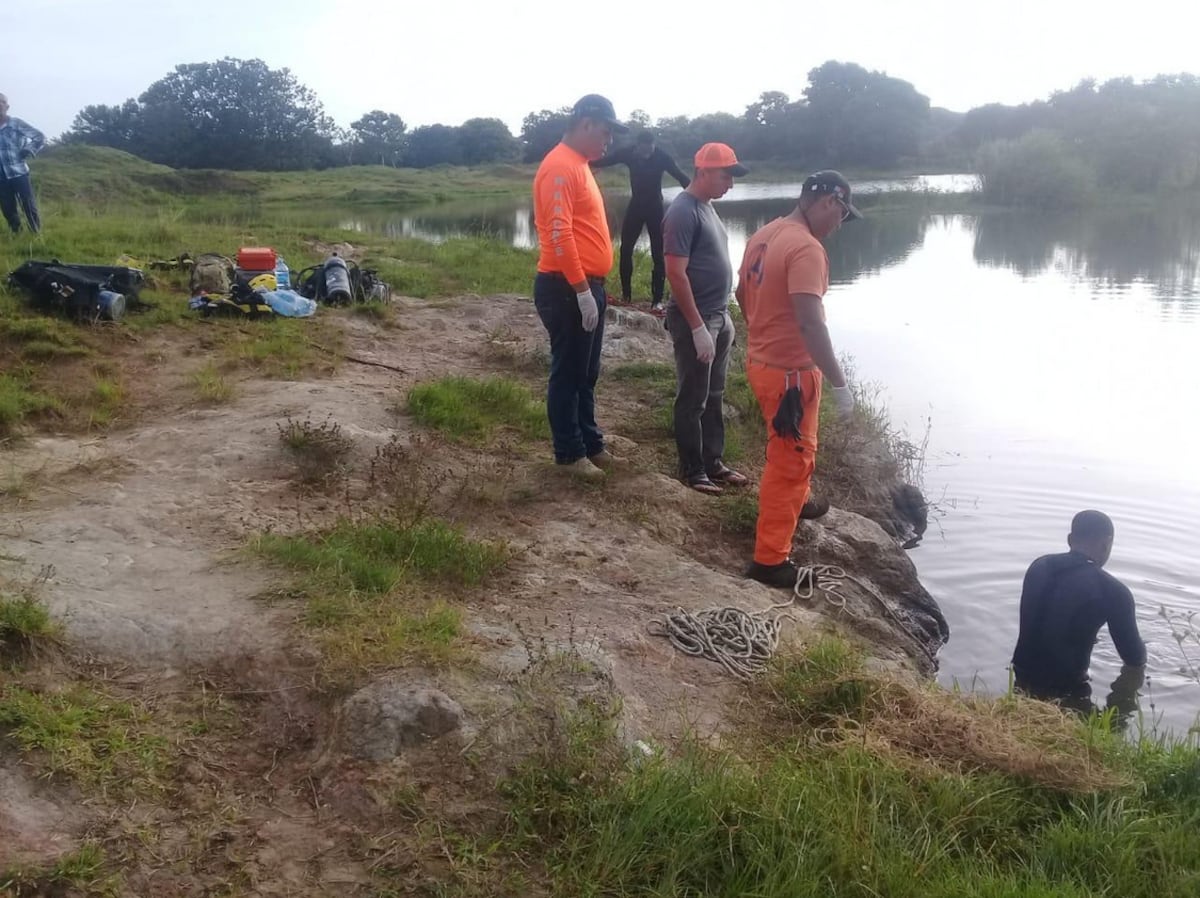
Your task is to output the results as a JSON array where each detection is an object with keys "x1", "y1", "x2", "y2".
[
  {"x1": 691, "y1": 323, "x2": 716, "y2": 363},
  {"x1": 576, "y1": 289, "x2": 599, "y2": 332},
  {"x1": 830, "y1": 383, "x2": 855, "y2": 420}
]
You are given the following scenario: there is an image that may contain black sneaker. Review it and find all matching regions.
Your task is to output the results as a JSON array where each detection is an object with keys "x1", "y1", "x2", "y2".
[
  {"x1": 746, "y1": 560, "x2": 814, "y2": 590},
  {"x1": 799, "y1": 496, "x2": 830, "y2": 520}
]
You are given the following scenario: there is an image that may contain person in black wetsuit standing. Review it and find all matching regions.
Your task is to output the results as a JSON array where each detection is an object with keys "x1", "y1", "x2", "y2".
[
  {"x1": 1011, "y1": 510, "x2": 1147, "y2": 713},
  {"x1": 591, "y1": 131, "x2": 690, "y2": 312}
]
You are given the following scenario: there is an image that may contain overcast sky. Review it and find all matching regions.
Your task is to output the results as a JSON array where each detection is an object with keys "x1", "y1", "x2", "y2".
[{"x1": 3, "y1": 0, "x2": 1194, "y2": 140}]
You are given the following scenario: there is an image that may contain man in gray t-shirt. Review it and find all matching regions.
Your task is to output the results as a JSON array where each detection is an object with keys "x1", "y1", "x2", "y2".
[{"x1": 663, "y1": 142, "x2": 750, "y2": 494}]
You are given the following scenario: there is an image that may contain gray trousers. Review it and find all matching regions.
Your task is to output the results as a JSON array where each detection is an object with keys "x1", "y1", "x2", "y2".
[{"x1": 666, "y1": 305, "x2": 735, "y2": 480}]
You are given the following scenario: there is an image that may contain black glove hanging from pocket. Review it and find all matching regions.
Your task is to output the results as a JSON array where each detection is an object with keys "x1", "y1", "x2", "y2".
[{"x1": 772, "y1": 370, "x2": 805, "y2": 441}]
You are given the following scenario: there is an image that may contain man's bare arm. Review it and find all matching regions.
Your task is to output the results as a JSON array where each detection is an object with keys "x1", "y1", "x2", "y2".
[
  {"x1": 790, "y1": 293, "x2": 846, "y2": 387},
  {"x1": 665, "y1": 255, "x2": 702, "y2": 328}
]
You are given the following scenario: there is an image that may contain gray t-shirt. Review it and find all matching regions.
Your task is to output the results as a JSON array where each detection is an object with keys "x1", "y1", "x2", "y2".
[{"x1": 663, "y1": 191, "x2": 731, "y2": 316}]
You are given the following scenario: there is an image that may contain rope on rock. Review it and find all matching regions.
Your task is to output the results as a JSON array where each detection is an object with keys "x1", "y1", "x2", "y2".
[
  {"x1": 649, "y1": 564, "x2": 847, "y2": 681},
  {"x1": 651, "y1": 562, "x2": 936, "y2": 677}
]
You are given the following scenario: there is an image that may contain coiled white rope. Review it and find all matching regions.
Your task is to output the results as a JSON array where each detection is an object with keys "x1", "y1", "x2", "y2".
[{"x1": 649, "y1": 564, "x2": 847, "y2": 680}]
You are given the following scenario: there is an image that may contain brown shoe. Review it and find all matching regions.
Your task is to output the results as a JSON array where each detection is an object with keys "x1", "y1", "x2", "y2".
[
  {"x1": 562, "y1": 457, "x2": 606, "y2": 482},
  {"x1": 588, "y1": 449, "x2": 625, "y2": 469}
]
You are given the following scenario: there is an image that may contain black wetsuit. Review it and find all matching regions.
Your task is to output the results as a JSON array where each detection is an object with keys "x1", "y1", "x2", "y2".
[
  {"x1": 591, "y1": 146, "x2": 690, "y2": 301},
  {"x1": 1011, "y1": 550, "x2": 1147, "y2": 699}
]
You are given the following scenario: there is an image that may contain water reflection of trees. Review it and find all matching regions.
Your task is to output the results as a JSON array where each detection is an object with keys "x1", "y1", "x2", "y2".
[
  {"x1": 826, "y1": 213, "x2": 930, "y2": 283},
  {"x1": 973, "y1": 206, "x2": 1200, "y2": 304},
  {"x1": 338, "y1": 195, "x2": 931, "y2": 285}
]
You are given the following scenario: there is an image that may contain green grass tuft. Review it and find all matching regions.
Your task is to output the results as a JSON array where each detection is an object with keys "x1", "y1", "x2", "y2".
[
  {"x1": 487, "y1": 640, "x2": 1200, "y2": 898},
  {"x1": 253, "y1": 517, "x2": 502, "y2": 677},
  {"x1": 408, "y1": 376, "x2": 548, "y2": 442},
  {"x1": 191, "y1": 362, "x2": 234, "y2": 403},
  {"x1": 255, "y1": 517, "x2": 507, "y2": 592},
  {"x1": 0, "y1": 684, "x2": 171, "y2": 794},
  {"x1": 0, "y1": 374, "x2": 63, "y2": 436},
  {"x1": 0, "y1": 592, "x2": 59, "y2": 660},
  {"x1": 0, "y1": 842, "x2": 113, "y2": 897}
]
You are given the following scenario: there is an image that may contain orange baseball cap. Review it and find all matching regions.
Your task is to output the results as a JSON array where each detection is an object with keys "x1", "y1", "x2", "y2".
[{"x1": 694, "y1": 142, "x2": 749, "y2": 176}]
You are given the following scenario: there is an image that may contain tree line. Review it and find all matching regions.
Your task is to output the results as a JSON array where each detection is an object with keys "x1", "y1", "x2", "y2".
[{"x1": 63, "y1": 57, "x2": 1200, "y2": 197}]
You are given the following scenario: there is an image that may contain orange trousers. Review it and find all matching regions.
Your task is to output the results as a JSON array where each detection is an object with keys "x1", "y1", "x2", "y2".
[{"x1": 748, "y1": 361, "x2": 823, "y2": 565}]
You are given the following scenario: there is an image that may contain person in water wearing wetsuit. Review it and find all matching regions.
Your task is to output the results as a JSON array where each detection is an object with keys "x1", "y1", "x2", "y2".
[
  {"x1": 1011, "y1": 510, "x2": 1147, "y2": 715},
  {"x1": 591, "y1": 130, "x2": 690, "y2": 312}
]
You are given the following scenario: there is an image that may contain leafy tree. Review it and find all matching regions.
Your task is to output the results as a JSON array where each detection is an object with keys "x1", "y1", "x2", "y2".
[
  {"x1": 405, "y1": 124, "x2": 463, "y2": 167},
  {"x1": 519, "y1": 108, "x2": 571, "y2": 163},
  {"x1": 65, "y1": 58, "x2": 338, "y2": 170},
  {"x1": 458, "y1": 118, "x2": 520, "y2": 165},
  {"x1": 977, "y1": 131, "x2": 1095, "y2": 208},
  {"x1": 350, "y1": 110, "x2": 407, "y2": 166},
  {"x1": 803, "y1": 61, "x2": 930, "y2": 167},
  {"x1": 627, "y1": 109, "x2": 652, "y2": 131},
  {"x1": 137, "y1": 58, "x2": 337, "y2": 170},
  {"x1": 64, "y1": 100, "x2": 141, "y2": 151},
  {"x1": 742, "y1": 91, "x2": 792, "y2": 159}
]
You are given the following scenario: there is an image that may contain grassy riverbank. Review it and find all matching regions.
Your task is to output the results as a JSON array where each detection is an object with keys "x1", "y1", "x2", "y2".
[{"x1": 2, "y1": 147, "x2": 1199, "y2": 896}]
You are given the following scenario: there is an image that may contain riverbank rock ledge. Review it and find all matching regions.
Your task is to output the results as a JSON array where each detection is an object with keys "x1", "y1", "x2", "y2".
[
  {"x1": 798, "y1": 507, "x2": 951, "y2": 667},
  {"x1": 339, "y1": 680, "x2": 465, "y2": 761}
]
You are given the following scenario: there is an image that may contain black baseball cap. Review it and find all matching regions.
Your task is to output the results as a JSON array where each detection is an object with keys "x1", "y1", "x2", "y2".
[
  {"x1": 802, "y1": 170, "x2": 863, "y2": 221},
  {"x1": 571, "y1": 94, "x2": 629, "y2": 133}
]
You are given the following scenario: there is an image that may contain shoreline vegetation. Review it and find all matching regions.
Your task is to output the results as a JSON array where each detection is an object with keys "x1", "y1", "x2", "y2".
[{"x1": 1, "y1": 146, "x2": 1199, "y2": 896}]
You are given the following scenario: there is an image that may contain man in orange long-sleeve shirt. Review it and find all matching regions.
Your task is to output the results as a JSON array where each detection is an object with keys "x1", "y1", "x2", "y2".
[
  {"x1": 736, "y1": 171, "x2": 863, "y2": 588},
  {"x1": 533, "y1": 94, "x2": 628, "y2": 479}
]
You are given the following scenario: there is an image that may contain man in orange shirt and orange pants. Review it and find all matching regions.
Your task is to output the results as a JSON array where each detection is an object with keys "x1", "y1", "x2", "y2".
[
  {"x1": 736, "y1": 171, "x2": 863, "y2": 587},
  {"x1": 532, "y1": 94, "x2": 628, "y2": 480}
]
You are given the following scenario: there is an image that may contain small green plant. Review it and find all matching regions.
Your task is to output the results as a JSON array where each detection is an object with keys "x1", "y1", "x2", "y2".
[
  {"x1": 408, "y1": 376, "x2": 548, "y2": 443},
  {"x1": 192, "y1": 362, "x2": 234, "y2": 403},
  {"x1": 765, "y1": 637, "x2": 874, "y2": 725},
  {"x1": 220, "y1": 319, "x2": 329, "y2": 378},
  {"x1": 0, "y1": 590, "x2": 59, "y2": 660},
  {"x1": 0, "y1": 684, "x2": 171, "y2": 794},
  {"x1": 716, "y1": 491, "x2": 759, "y2": 536},
  {"x1": 311, "y1": 599, "x2": 465, "y2": 673},
  {"x1": 254, "y1": 517, "x2": 507, "y2": 592},
  {"x1": 0, "y1": 842, "x2": 113, "y2": 897},
  {"x1": 85, "y1": 376, "x2": 124, "y2": 429},
  {"x1": 0, "y1": 374, "x2": 63, "y2": 437},
  {"x1": 610, "y1": 361, "x2": 676, "y2": 390},
  {"x1": 352, "y1": 300, "x2": 397, "y2": 326}
]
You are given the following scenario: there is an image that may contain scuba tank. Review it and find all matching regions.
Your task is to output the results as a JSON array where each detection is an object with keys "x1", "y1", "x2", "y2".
[
  {"x1": 97, "y1": 290, "x2": 127, "y2": 321},
  {"x1": 323, "y1": 253, "x2": 352, "y2": 304}
]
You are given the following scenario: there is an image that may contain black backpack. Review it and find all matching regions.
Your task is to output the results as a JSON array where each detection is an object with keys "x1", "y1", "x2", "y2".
[{"x1": 7, "y1": 260, "x2": 148, "y2": 321}]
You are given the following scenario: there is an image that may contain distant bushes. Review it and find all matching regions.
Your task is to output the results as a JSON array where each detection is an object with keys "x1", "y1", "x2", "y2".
[{"x1": 977, "y1": 131, "x2": 1096, "y2": 209}]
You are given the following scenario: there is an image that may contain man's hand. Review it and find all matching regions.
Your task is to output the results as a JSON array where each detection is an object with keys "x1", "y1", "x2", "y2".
[
  {"x1": 576, "y1": 289, "x2": 599, "y2": 332},
  {"x1": 691, "y1": 323, "x2": 716, "y2": 363},
  {"x1": 829, "y1": 383, "x2": 855, "y2": 420}
]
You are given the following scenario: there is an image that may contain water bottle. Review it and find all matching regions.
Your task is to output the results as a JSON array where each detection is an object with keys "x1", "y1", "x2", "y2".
[
  {"x1": 275, "y1": 256, "x2": 290, "y2": 289},
  {"x1": 262, "y1": 290, "x2": 317, "y2": 318},
  {"x1": 323, "y1": 253, "x2": 352, "y2": 304}
]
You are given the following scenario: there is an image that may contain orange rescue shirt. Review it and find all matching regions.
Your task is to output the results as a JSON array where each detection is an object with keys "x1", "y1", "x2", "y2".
[
  {"x1": 737, "y1": 216, "x2": 830, "y2": 370},
  {"x1": 534, "y1": 142, "x2": 613, "y2": 284}
]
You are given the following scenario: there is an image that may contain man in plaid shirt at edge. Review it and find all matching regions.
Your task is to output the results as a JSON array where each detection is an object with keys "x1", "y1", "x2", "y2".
[{"x1": 0, "y1": 92, "x2": 46, "y2": 234}]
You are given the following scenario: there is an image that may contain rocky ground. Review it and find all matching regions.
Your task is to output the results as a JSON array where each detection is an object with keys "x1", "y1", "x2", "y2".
[{"x1": 0, "y1": 295, "x2": 946, "y2": 895}]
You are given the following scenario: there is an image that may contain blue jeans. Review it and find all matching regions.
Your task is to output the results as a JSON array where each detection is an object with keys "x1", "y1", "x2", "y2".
[
  {"x1": 0, "y1": 174, "x2": 40, "y2": 234},
  {"x1": 533, "y1": 272, "x2": 607, "y2": 463}
]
